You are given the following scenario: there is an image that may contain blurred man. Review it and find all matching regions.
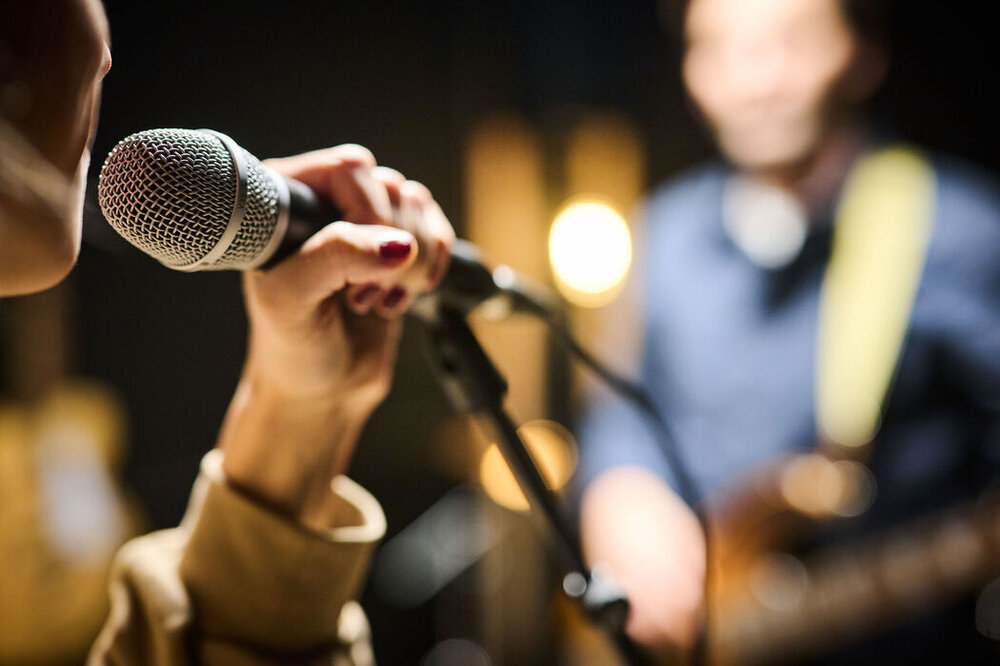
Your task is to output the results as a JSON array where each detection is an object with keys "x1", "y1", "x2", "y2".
[
  {"x1": 2, "y1": 1, "x2": 454, "y2": 664},
  {"x1": 577, "y1": 0, "x2": 1000, "y2": 662}
]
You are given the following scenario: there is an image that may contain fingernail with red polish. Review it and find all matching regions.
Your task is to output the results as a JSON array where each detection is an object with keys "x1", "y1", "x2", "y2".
[
  {"x1": 383, "y1": 286, "x2": 406, "y2": 308},
  {"x1": 352, "y1": 283, "x2": 380, "y2": 306},
  {"x1": 379, "y1": 240, "x2": 413, "y2": 265}
]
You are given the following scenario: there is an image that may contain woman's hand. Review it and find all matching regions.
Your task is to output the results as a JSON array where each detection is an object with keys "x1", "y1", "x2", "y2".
[{"x1": 218, "y1": 145, "x2": 454, "y2": 531}]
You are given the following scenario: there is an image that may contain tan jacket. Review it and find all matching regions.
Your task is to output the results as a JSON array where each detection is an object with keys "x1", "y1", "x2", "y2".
[{"x1": 88, "y1": 450, "x2": 385, "y2": 665}]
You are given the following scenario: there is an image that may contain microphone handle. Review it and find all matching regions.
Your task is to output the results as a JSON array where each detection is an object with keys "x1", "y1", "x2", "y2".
[{"x1": 260, "y1": 175, "x2": 341, "y2": 269}]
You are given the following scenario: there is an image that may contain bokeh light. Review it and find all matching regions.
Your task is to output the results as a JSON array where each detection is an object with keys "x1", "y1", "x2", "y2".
[
  {"x1": 479, "y1": 420, "x2": 578, "y2": 512},
  {"x1": 779, "y1": 454, "x2": 877, "y2": 518},
  {"x1": 548, "y1": 198, "x2": 632, "y2": 308}
]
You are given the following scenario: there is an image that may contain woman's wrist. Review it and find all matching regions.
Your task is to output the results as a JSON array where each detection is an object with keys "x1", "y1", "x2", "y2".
[{"x1": 218, "y1": 372, "x2": 374, "y2": 532}]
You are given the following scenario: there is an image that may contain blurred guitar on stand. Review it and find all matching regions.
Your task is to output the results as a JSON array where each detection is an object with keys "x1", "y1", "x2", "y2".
[{"x1": 0, "y1": 281, "x2": 142, "y2": 665}]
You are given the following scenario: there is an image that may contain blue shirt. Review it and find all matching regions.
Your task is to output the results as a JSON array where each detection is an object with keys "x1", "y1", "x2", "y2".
[{"x1": 578, "y1": 155, "x2": 1000, "y2": 515}]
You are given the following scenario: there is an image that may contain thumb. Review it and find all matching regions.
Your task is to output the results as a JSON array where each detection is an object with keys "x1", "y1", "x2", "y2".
[{"x1": 258, "y1": 221, "x2": 417, "y2": 305}]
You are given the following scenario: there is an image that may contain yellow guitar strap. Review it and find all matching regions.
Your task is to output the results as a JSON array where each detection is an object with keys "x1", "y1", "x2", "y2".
[{"x1": 816, "y1": 145, "x2": 936, "y2": 451}]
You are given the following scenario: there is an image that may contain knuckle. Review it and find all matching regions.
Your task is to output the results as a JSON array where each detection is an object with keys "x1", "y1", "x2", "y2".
[
  {"x1": 438, "y1": 217, "x2": 457, "y2": 244},
  {"x1": 401, "y1": 179, "x2": 433, "y2": 204},
  {"x1": 373, "y1": 165, "x2": 407, "y2": 185},
  {"x1": 424, "y1": 203, "x2": 456, "y2": 245},
  {"x1": 316, "y1": 220, "x2": 352, "y2": 241},
  {"x1": 315, "y1": 221, "x2": 359, "y2": 257},
  {"x1": 331, "y1": 143, "x2": 377, "y2": 169}
]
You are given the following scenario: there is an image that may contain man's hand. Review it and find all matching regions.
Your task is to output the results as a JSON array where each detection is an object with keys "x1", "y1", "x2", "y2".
[
  {"x1": 581, "y1": 466, "x2": 707, "y2": 661},
  {"x1": 218, "y1": 145, "x2": 454, "y2": 532}
]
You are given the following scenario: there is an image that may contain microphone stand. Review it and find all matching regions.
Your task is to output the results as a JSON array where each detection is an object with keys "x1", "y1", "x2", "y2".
[{"x1": 412, "y1": 302, "x2": 651, "y2": 666}]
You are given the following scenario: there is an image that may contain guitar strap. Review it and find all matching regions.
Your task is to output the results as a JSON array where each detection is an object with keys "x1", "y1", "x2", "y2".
[{"x1": 815, "y1": 145, "x2": 936, "y2": 454}]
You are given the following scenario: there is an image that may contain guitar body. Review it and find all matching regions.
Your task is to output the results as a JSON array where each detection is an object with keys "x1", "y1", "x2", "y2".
[
  {"x1": 0, "y1": 286, "x2": 142, "y2": 664},
  {"x1": 706, "y1": 453, "x2": 1000, "y2": 665},
  {"x1": 0, "y1": 380, "x2": 142, "y2": 664}
]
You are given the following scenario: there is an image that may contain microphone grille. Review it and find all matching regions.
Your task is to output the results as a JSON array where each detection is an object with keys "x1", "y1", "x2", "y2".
[{"x1": 97, "y1": 128, "x2": 281, "y2": 270}]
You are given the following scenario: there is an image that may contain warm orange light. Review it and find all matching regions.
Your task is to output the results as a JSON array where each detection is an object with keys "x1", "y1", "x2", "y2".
[
  {"x1": 479, "y1": 420, "x2": 578, "y2": 512},
  {"x1": 779, "y1": 454, "x2": 876, "y2": 518},
  {"x1": 549, "y1": 198, "x2": 632, "y2": 308}
]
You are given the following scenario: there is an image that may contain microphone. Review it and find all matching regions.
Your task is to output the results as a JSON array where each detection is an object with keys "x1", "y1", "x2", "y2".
[{"x1": 97, "y1": 128, "x2": 554, "y2": 317}]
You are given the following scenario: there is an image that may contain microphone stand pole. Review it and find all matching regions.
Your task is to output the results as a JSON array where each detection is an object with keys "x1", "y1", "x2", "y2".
[{"x1": 413, "y1": 303, "x2": 651, "y2": 666}]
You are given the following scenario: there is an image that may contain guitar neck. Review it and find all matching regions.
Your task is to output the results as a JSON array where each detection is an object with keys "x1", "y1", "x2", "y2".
[
  {"x1": 2, "y1": 282, "x2": 72, "y2": 400},
  {"x1": 710, "y1": 495, "x2": 1000, "y2": 664}
]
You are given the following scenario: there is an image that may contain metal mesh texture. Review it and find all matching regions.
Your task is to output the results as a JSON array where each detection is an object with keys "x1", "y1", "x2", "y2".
[{"x1": 97, "y1": 128, "x2": 280, "y2": 270}]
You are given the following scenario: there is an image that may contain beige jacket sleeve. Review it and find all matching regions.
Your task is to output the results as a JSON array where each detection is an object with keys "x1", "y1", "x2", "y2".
[{"x1": 88, "y1": 450, "x2": 386, "y2": 666}]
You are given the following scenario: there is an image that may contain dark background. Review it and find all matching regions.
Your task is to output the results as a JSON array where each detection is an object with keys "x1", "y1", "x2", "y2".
[{"x1": 57, "y1": 0, "x2": 1000, "y2": 662}]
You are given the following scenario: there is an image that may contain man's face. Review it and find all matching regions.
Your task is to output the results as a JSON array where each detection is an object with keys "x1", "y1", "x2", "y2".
[{"x1": 682, "y1": 0, "x2": 863, "y2": 173}]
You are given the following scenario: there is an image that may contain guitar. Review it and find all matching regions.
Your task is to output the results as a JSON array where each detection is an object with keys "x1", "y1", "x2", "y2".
[
  {"x1": 706, "y1": 453, "x2": 1000, "y2": 664},
  {"x1": 0, "y1": 284, "x2": 142, "y2": 664}
]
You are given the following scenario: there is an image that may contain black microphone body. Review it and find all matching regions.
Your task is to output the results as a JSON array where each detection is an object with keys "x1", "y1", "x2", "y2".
[
  {"x1": 264, "y1": 174, "x2": 339, "y2": 268},
  {"x1": 97, "y1": 128, "x2": 540, "y2": 315}
]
